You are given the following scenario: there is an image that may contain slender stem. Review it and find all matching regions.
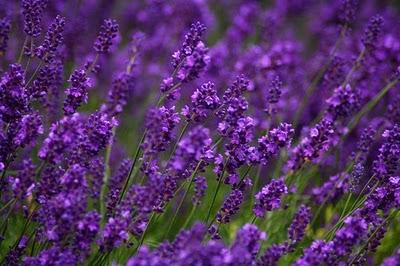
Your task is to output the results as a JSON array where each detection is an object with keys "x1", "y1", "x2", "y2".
[
  {"x1": 118, "y1": 130, "x2": 147, "y2": 204},
  {"x1": 136, "y1": 213, "x2": 156, "y2": 252},
  {"x1": 18, "y1": 37, "x2": 28, "y2": 63},
  {"x1": 342, "y1": 48, "x2": 365, "y2": 86},
  {"x1": 0, "y1": 199, "x2": 15, "y2": 214},
  {"x1": 169, "y1": 121, "x2": 189, "y2": 160},
  {"x1": 163, "y1": 161, "x2": 202, "y2": 239},
  {"x1": 100, "y1": 127, "x2": 115, "y2": 221},
  {"x1": 205, "y1": 158, "x2": 229, "y2": 224},
  {"x1": 345, "y1": 79, "x2": 398, "y2": 136},
  {"x1": 250, "y1": 165, "x2": 262, "y2": 216},
  {"x1": 182, "y1": 204, "x2": 197, "y2": 229},
  {"x1": 250, "y1": 215, "x2": 257, "y2": 224},
  {"x1": 25, "y1": 61, "x2": 43, "y2": 88}
]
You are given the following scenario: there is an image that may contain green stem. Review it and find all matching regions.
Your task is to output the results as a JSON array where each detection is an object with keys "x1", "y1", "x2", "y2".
[
  {"x1": 182, "y1": 204, "x2": 197, "y2": 229},
  {"x1": 205, "y1": 158, "x2": 229, "y2": 224},
  {"x1": 163, "y1": 161, "x2": 202, "y2": 239},
  {"x1": 100, "y1": 127, "x2": 115, "y2": 221},
  {"x1": 136, "y1": 213, "x2": 156, "y2": 252},
  {"x1": 118, "y1": 130, "x2": 147, "y2": 204}
]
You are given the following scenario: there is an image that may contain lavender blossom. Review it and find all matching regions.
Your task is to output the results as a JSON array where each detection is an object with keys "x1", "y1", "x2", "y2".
[
  {"x1": 216, "y1": 188, "x2": 244, "y2": 224},
  {"x1": 21, "y1": 0, "x2": 46, "y2": 38},
  {"x1": 35, "y1": 15, "x2": 65, "y2": 63},
  {"x1": 193, "y1": 176, "x2": 207, "y2": 205},
  {"x1": 0, "y1": 18, "x2": 11, "y2": 56},
  {"x1": 253, "y1": 178, "x2": 288, "y2": 218},
  {"x1": 142, "y1": 106, "x2": 180, "y2": 157},
  {"x1": 288, "y1": 204, "x2": 311, "y2": 244},
  {"x1": 93, "y1": 19, "x2": 119, "y2": 54},
  {"x1": 362, "y1": 15, "x2": 384, "y2": 50},
  {"x1": 63, "y1": 69, "x2": 92, "y2": 115},
  {"x1": 182, "y1": 81, "x2": 220, "y2": 121}
]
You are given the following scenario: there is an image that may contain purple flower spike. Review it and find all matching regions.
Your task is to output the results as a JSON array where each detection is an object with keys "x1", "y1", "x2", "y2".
[
  {"x1": 94, "y1": 19, "x2": 119, "y2": 54},
  {"x1": 36, "y1": 15, "x2": 65, "y2": 63},
  {"x1": 253, "y1": 178, "x2": 288, "y2": 218},
  {"x1": 63, "y1": 69, "x2": 92, "y2": 115},
  {"x1": 0, "y1": 18, "x2": 11, "y2": 56}
]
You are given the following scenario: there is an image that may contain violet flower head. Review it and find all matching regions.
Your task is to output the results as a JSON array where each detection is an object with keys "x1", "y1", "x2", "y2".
[
  {"x1": 106, "y1": 158, "x2": 132, "y2": 216},
  {"x1": 362, "y1": 14, "x2": 384, "y2": 50},
  {"x1": 74, "y1": 211, "x2": 100, "y2": 262},
  {"x1": 13, "y1": 111, "x2": 43, "y2": 147},
  {"x1": 4, "y1": 235, "x2": 28, "y2": 266},
  {"x1": 216, "y1": 188, "x2": 244, "y2": 224},
  {"x1": 288, "y1": 204, "x2": 311, "y2": 244},
  {"x1": 253, "y1": 178, "x2": 288, "y2": 218},
  {"x1": 350, "y1": 163, "x2": 364, "y2": 193},
  {"x1": 29, "y1": 64, "x2": 55, "y2": 99},
  {"x1": 265, "y1": 75, "x2": 283, "y2": 114},
  {"x1": 0, "y1": 64, "x2": 29, "y2": 123},
  {"x1": 182, "y1": 81, "x2": 220, "y2": 121},
  {"x1": 172, "y1": 21, "x2": 206, "y2": 68},
  {"x1": 312, "y1": 173, "x2": 349, "y2": 204},
  {"x1": 0, "y1": 18, "x2": 11, "y2": 56},
  {"x1": 326, "y1": 84, "x2": 360, "y2": 121},
  {"x1": 293, "y1": 240, "x2": 334, "y2": 266},
  {"x1": 339, "y1": 0, "x2": 358, "y2": 26},
  {"x1": 258, "y1": 243, "x2": 288, "y2": 266},
  {"x1": 230, "y1": 224, "x2": 266, "y2": 264},
  {"x1": 257, "y1": 123, "x2": 294, "y2": 165},
  {"x1": 288, "y1": 118, "x2": 335, "y2": 170},
  {"x1": 169, "y1": 125, "x2": 213, "y2": 179},
  {"x1": 373, "y1": 124, "x2": 400, "y2": 179},
  {"x1": 142, "y1": 106, "x2": 180, "y2": 156},
  {"x1": 102, "y1": 73, "x2": 133, "y2": 116},
  {"x1": 38, "y1": 113, "x2": 83, "y2": 164},
  {"x1": 216, "y1": 75, "x2": 249, "y2": 131},
  {"x1": 21, "y1": 0, "x2": 47, "y2": 38},
  {"x1": 332, "y1": 215, "x2": 368, "y2": 257},
  {"x1": 63, "y1": 69, "x2": 92, "y2": 115},
  {"x1": 8, "y1": 159, "x2": 36, "y2": 199},
  {"x1": 36, "y1": 15, "x2": 65, "y2": 63},
  {"x1": 93, "y1": 18, "x2": 119, "y2": 54},
  {"x1": 193, "y1": 176, "x2": 207, "y2": 205}
]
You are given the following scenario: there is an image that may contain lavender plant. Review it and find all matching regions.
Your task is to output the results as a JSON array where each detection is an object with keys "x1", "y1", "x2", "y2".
[{"x1": 0, "y1": 1, "x2": 400, "y2": 265}]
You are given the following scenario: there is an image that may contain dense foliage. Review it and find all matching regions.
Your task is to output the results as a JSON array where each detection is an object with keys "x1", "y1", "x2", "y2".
[{"x1": 0, "y1": 0, "x2": 400, "y2": 265}]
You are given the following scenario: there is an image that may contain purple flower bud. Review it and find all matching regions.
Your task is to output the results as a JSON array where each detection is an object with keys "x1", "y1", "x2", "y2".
[
  {"x1": 288, "y1": 204, "x2": 311, "y2": 244},
  {"x1": 326, "y1": 84, "x2": 360, "y2": 121},
  {"x1": 93, "y1": 19, "x2": 119, "y2": 54},
  {"x1": 142, "y1": 106, "x2": 180, "y2": 157},
  {"x1": 230, "y1": 224, "x2": 266, "y2": 264},
  {"x1": 0, "y1": 64, "x2": 29, "y2": 123},
  {"x1": 13, "y1": 111, "x2": 43, "y2": 147},
  {"x1": 36, "y1": 15, "x2": 65, "y2": 63},
  {"x1": 63, "y1": 69, "x2": 92, "y2": 115},
  {"x1": 0, "y1": 18, "x2": 11, "y2": 56},
  {"x1": 193, "y1": 176, "x2": 207, "y2": 205},
  {"x1": 101, "y1": 73, "x2": 134, "y2": 116},
  {"x1": 182, "y1": 81, "x2": 220, "y2": 121},
  {"x1": 217, "y1": 188, "x2": 244, "y2": 224},
  {"x1": 362, "y1": 15, "x2": 384, "y2": 50},
  {"x1": 253, "y1": 178, "x2": 288, "y2": 218},
  {"x1": 21, "y1": 0, "x2": 47, "y2": 38}
]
